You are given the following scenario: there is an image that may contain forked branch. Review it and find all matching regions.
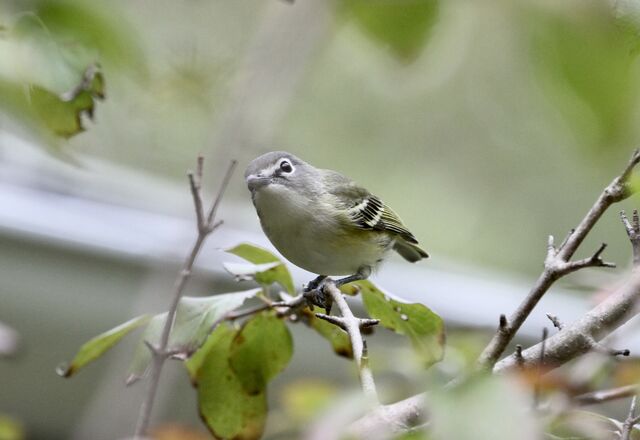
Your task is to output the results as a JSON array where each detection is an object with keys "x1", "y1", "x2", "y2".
[
  {"x1": 478, "y1": 149, "x2": 640, "y2": 369},
  {"x1": 133, "y1": 156, "x2": 236, "y2": 438}
]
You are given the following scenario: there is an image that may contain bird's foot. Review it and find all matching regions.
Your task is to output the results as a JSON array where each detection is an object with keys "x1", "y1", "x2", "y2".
[{"x1": 303, "y1": 276, "x2": 333, "y2": 313}]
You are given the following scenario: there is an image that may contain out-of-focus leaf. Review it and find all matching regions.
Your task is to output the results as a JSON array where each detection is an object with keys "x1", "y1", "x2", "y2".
[
  {"x1": 229, "y1": 312, "x2": 293, "y2": 394},
  {"x1": 358, "y1": 281, "x2": 444, "y2": 367},
  {"x1": 548, "y1": 410, "x2": 640, "y2": 440},
  {"x1": 126, "y1": 289, "x2": 260, "y2": 385},
  {"x1": 430, "y1": 375, "x2": 539, "y2": 440},
  {"x1": 190, "y1": 323, "x2": 267, "y2": 440},
  {"x1": 26, "y1": 0, "x2": 145, "y2": 74},
  {"x1": 0, "y1": 414, "x2": 24, "y2": 440},
  {"x1": 28, "y1": 64, "x2": 105, "y2": 138},
  {"x1": 339, "y1": 0, "x2": 439, "y2": 61},
  {"x1": 302, "y1": 308, "x2": 353, "y2": 358},
  {"x1": 280, "y1": 379, "x2": 338, "y2": 423},
  {"x1": 525, "y1": 1, "x2": 639, "y2": 148},
  {"x1": 226, "y1": 243, "x2": 295, "y2": 294},
  {"x1": 57, "y1": 314, "x2": 151, "y2": 378},
  {"x1": 150, "y1": 424, "x2": 210, "y2": 440}
]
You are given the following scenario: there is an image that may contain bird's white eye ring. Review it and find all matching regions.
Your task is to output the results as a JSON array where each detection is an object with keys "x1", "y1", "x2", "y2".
[{"x1": 279, "y1": 160, "x2": 293, "y2": 173}]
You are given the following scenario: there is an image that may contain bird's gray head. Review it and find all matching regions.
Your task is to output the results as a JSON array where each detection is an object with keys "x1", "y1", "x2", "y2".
[{"x1": 245, "y1": 151, "x2": 319, "y2": 194}]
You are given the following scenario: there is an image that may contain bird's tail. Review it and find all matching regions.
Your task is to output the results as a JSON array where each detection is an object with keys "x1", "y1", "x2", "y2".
[{"x1": 393, "y1": 239, "x2": 429, "y2": 263}]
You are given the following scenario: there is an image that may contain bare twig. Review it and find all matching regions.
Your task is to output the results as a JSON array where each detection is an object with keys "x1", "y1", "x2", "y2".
[
  {"x1": 574, "y1": 385, "x2": 639, "y2": 406},
  {"x1": 494, "y1": 270, "x2": 640, "y2": 373},
  {"x1": 478, "y1": 149, "x2": 640, "y2": 369},
  {"x1": 546, "y1": 314, "x2": 564, "y2": 331},
  {"x1": 621, "y1": 396, "x2": 640, "y2": 440},
  {"x1": 621, "y1": 209, "x2": 640, "y2": 266},
  {"x1": 533, "y1": 328, "x2": 548, "y2": 409},
  {"x1": 133, "y1": 158, "x2": 236, "y2": 438},
  {"x1": 322, "y1": 282, "x2": 379, "y2": 403}
]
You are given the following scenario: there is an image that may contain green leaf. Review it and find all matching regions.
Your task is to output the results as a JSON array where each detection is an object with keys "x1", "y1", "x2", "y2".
[
  {"x1": 339, "y1": 0, "x2": 439, "y2": 61},
  {"x1": 358, "y1": 281, "x2": 444, "y2": 367},
  {"x1": 57, "y1": 314, "x2": 151, "y2": 378},
  {"x1": 191, "y1": 323, "x2": 267, "y2": 440},
  {"x1": 525, "y1": 2, "x2": 639, "y2": 148},
  {"x1": 126, "y1": 289, "x2": 260, "y2": 385},
  {"x1": 229, "y1": 312, "x2": 293, "y2": 394},
  {"x1": 302, "y1": 309, "x2": 353, "y2": 358},
  {"x1": 226, "y1": 243, "x2": 295, "y2": 294}
]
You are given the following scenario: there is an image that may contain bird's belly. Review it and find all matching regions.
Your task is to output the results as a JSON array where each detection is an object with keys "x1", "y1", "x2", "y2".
[{"x1": 253, "y1": 186, "x2": 387, "y2": 275}]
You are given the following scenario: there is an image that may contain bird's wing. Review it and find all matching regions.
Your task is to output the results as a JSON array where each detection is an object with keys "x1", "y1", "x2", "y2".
[{"x1": 323, "y1": 170, "x2": 418, "y2": 244}]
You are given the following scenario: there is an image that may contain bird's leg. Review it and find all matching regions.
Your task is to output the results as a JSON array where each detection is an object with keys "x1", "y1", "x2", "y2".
[
  {"x1": 303, "y1": 267, "x2": 372, "y2": 313},
  {"x1": 333, "y1": 266, "x2": 371, "y2": 287}
]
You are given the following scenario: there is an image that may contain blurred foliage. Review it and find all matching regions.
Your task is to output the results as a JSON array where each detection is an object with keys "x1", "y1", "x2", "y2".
[
  {"x1": 0, "y1": 0, "x2": 143, "y2": 140},
  {"x1": 338, "y1": 0, "x2": 439, "y2": 61},
  {"x1": 0, "y1": 414, "x2": 23, "y2": 440},
  {"x1": 429, "y1": 374, "x2": 539, "y2": 440},
  {"x1": 524, "y1": 0, "x2": 640, "y2": 150},
  {"x1": 279, "y1": 379, "x2": 338, "y2": 423}
]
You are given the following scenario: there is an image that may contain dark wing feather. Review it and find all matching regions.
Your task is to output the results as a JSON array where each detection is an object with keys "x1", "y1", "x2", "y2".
[{"x1": 323, "y1": 170, "x2": 418, "y2": 243}]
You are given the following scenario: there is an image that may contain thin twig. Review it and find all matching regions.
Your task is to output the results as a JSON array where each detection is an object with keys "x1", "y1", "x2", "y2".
[
  {"x1": 621, "y1": 396, "x2": 640, "y2": 440},
  {"x1": 322, "y1": 282, "x2": 379, "y2": 403},
  {"x1": 546, "y1": 314, "x2": 564, "y2": 331},
  {"x1": 478, "y1": 149, "x2": 640, "y2": 369},
  {"x1": 574, "y1": 385, "x2": 639, "y2": 406},
  {"x1": 533, "y1": 327, "x2": 548, "y2": 409},
  {"x1": 621, "y1": 209, "x2": 640, "y2": 267},
  {"x1": 133, "y1": 158, "x2": 236, "y2": 438},
  {"x1": 494, "y1": 270, "x2": 640, "y2": 373}
]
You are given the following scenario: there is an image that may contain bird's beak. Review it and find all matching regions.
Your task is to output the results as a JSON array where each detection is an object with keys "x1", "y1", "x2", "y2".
[{"x1": 246, "y1": 174, "x2": 270, "y2": 191}]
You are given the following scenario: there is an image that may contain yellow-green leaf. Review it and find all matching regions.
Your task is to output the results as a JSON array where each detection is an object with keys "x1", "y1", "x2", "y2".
[
  {"x1": 191, "y1": 323, "x2": 267, "y2": 440},
  {"x1": 226, "y1": 243, "x2": 295, "y2": 294},
  {"x1": 229, "y1": 312, "x2": 293, "y2": 394},
  {"x1": 57, "y1": 314, "x2": 151, "y2": 378},
  {"x1": 127, "y1": 289, "x2": 260, "y2": 385},
  {"x1": 358, "y1": 281, "x2": 444, "y2": 368}
]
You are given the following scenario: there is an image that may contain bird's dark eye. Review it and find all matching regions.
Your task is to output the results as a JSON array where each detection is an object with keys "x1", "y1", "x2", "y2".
[{"x1": 280, "y1": 160, "x2": 293, "y2": 173}]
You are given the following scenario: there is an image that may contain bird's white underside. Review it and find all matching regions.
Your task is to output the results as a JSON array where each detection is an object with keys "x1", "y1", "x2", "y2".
[{"x1": 252, "y1": 183, "x2": 389, "y2": 275}]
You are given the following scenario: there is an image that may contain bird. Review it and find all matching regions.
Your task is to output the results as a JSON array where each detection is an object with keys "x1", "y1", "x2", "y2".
[{"x1": 244, "y1": 151, "x2": 428, "y2": 293}]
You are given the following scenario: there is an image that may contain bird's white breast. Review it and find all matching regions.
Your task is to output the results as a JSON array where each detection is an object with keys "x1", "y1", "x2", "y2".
[{"x1": 252, "y1": 184, "x2": 388, "y2": 276}]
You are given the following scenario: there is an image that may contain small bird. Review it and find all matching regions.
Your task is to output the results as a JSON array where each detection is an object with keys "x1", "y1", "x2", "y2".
[{"x1": 245, "y1": 151, "x2": 428, "y2": 291}]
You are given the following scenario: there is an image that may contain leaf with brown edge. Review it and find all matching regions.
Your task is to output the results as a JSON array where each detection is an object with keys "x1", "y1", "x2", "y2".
[
  {"x1": 229, "y1": 312, "x2": 293, "y2": 395},
  {"x1": 188, "y1": 323, "x2": 267, "y2": 440}
]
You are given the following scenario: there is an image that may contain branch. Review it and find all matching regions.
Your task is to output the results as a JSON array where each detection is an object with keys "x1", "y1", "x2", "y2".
[
  {"x1": 621, "y1": 396, "x2": 640, "y2": 440},
  {"x1": 478, "y1": 149, "x2": 640, "y2": 369},
  {"x1": 574, "y1": 385, "x2": 639, "y2": 406},
  {"x1": 321, "y1": 282, "x2": 379, "y2": 403},
  {"x1": 346, "y1": 393, "x2": 427, "y2": 439},
  {"x1": 621, "y1": 209, "x2": 640, "y2": 266},
  {"x1": 133, "y1": 158, "x2": 236, "y2": 438},
  {"x1": 493, "y1": 270, "x2": 640, "y2": 373}
]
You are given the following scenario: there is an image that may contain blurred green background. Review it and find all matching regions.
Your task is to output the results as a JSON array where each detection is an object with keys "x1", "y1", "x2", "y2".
[{"x1": 2, "y1": 0, "x2": 640, "y2": 439}]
